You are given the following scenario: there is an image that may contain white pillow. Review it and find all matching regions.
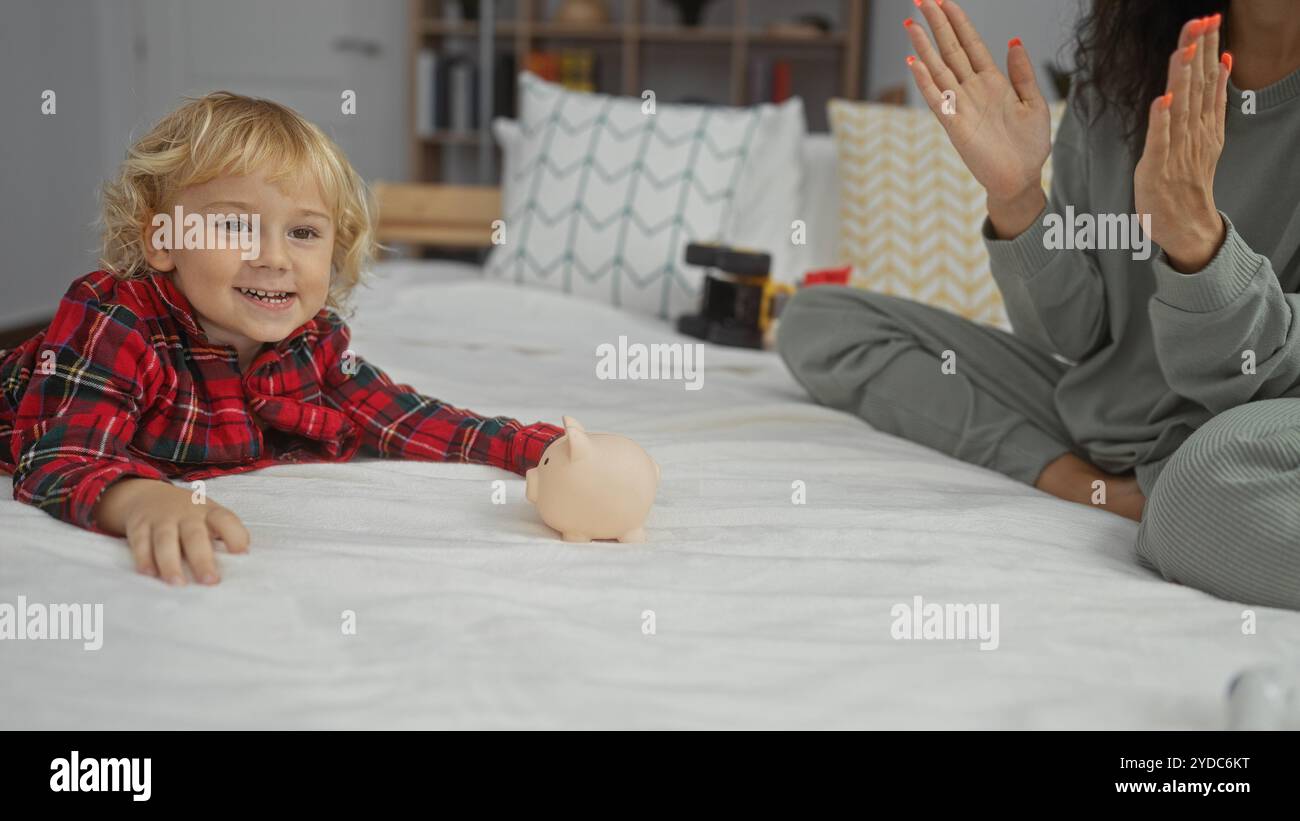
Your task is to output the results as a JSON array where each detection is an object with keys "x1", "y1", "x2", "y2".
[
  {"x1": 486, "y1": 73, "x2": 805, "y2": 320},
  {"x1": 493, "y1": 115, "x2": 523, "y2": 200},
  {"x1": 496, "y1": 121, "x2": 843, "y2": 286},
  {"x1": 786, "y1": 133, "x2": 843, "y2": 281}
]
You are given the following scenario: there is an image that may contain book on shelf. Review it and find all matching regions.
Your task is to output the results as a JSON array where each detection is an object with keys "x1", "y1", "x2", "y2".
[
  {"x1": 771, "y1": 60, "x2": 793, "y2": 103},
  {"x1": 494, "y1": 53, "x2": 517, "y2": 122},
  {"x1": 416, "y1": 48, "x2": 437, "y2": 136},
  {"x1": 525, "y1": 51, "x2": 560, "y2": 83},
  {"x1": 418, "y1": 49, "x2": 476, "y2": 134},
  {"x1": 748, "y1": 56, "x2": 770, "y2": 105},
  {"x1": 560, "y1": 50, "x2": 595, "y2": 92},
  {"x1": 748, "y1": 57, "x2": 794, "y2": 105},
  {"x1": 442, "y1": 55, "x2": 478, "y2": 132},
  {"x1": 526, "y1": 49, "x2": 597, "y2": 91},
  {"x1": 418, "y1": 49, "x2": 520, "y2": 135}
]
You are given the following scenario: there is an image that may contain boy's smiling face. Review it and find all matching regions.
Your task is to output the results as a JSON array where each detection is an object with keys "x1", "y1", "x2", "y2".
[{"x1": 143, "y1": 169, "x2": 334, "y2": 369}]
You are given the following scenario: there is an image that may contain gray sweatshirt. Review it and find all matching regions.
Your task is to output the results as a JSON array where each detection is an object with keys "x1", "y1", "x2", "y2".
[{"x1": 983, "y1": 69, "x2": 1300, "y2": 490}]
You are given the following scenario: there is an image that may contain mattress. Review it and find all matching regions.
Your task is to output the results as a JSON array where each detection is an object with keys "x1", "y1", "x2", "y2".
[{"x1": 3, "y1": 260, "x2": 1298, "y2": 729}]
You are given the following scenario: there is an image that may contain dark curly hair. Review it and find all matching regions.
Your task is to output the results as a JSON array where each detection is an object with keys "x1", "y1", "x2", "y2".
[{"x1": 1073, "y1": 0, "x2": 1231, "y2": 156}]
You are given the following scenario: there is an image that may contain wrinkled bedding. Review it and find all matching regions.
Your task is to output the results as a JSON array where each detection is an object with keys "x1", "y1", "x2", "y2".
[{"x1": 3, "y1": 260, "x2": 1296, "y2": 729}]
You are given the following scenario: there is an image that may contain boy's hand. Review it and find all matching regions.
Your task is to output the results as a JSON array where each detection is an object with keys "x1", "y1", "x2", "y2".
[{"x1": 94, "y1": 478, "x2": 251, "y2": 585}]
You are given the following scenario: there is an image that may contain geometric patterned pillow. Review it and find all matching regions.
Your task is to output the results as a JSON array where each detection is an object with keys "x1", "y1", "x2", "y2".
[
  {"x1": 487, "y1": 72, "x2": 805, "y2": 321},
  {"x1": 828, "y1": 99, "x2": 1065, "y2": 330}
]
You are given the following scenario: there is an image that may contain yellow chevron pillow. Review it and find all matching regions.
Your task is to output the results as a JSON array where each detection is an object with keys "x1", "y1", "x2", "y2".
[{"x1": 827, "y1": 100, "x2": 1066, "y2": 329}]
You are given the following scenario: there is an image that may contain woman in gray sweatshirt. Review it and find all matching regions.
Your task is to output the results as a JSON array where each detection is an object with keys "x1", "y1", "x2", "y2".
[{"x1": 778, "y1": 0, "x2": 1300, "y2": 609}]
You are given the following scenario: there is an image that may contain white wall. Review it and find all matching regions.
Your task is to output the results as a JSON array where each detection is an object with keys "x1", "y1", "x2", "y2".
[
  {"x1": 867, "y1": 0, "x2": 1083, "y2": 104},
  {"x1": 0, "y1": 1, "x2": 132, "y2": 327},
  {"x1": 0, "y1": 0, "x2": 1083, "y2": 328},
  {"x1": 0, "y1": 0, "x2": 409, "y2": 329}
]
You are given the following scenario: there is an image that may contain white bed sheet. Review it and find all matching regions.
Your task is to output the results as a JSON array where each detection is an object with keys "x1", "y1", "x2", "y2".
[{"x1": 3, "y1": 260, "x2": 1298, "y2": 729}]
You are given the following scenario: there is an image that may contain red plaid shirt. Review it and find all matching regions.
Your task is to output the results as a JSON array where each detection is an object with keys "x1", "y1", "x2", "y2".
[{"x1": 0, "y1": 270, "x2": 565, "y2": 534}]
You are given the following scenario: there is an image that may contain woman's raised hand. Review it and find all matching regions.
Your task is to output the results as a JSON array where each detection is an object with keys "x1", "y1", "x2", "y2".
[
  {"x1": 905, "y1": 0, "x2": 1051, "y2": 237},
  {"x1": 1134, "y1": 14, "x2": 1230, "y2": 274}
]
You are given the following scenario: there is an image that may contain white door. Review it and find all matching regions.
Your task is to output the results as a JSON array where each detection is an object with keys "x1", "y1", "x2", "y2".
[{"x1": 132, "y1": 0, "x2": 407, "y2": 184}]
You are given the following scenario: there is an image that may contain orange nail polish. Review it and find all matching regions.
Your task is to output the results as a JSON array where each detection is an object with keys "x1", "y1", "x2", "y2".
[
  {"x1": 913, "y1": 0, "x2": 922, "y2": 7},
  {"x1": 1222, "y1": 51, "x2": 1233, "y2": 73},
  {"x1": 1184, "y1": 42, "x2": 1198, "y2": 63},
  {"x1": 1009, "y1": 37, "x2": 1023, "y2": 49},
  {"x1": 1160, "y1": 92, "x2": 1174, "y2": 109},
  {"x1": 1189, "y1": 19, "x2": 1204, "y2": 36},
  {"x1": 904, "y1": 17, "x2": 914, "y2": 27},
  {"x1": 936, "y1": 0, "x2": 944, "y2": 5},
  {"x1": 907, "y1": 55, "x2": 916, "y2": 66}
]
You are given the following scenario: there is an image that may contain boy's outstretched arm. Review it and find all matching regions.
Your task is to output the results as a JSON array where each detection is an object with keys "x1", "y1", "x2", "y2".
[
  {"x1": 7, "y1": 284, "x2": 250, "y2": 584},
  {"x1": 315, "y1": 314, "x2": 564, "y2": 475},
  {"x1": 9, "y1": 290, "x2": 169, "y2": 532}
]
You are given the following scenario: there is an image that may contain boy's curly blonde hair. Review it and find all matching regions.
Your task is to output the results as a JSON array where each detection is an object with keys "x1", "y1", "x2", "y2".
[{"x1": 100, "y1": 90, "x2": 374, "y2": 311}]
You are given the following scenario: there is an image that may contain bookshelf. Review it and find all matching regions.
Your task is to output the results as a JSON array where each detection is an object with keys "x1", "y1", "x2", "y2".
[{"x1": 408, "y1": 0, "x2": 871, "y2": 185}]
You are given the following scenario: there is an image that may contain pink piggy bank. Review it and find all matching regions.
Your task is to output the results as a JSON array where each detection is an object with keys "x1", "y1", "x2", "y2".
[{"x1": 525, "y1": 416, "x2": 660, "y2": 543}]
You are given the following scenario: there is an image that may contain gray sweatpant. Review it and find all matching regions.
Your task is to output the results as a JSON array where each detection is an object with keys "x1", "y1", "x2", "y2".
[{"x1": 777, "y1": 286, "x2": 1300, "y2": 610}]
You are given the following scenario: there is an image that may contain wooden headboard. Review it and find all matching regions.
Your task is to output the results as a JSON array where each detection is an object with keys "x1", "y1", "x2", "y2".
[{"x1": 372, "y1": 182, "x2": 502, "y2": 249}]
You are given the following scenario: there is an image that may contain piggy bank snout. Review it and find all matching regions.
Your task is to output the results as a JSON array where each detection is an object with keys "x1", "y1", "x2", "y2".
[{"x1": 525, "y1": 467, "x2": 537, "y2": 502}]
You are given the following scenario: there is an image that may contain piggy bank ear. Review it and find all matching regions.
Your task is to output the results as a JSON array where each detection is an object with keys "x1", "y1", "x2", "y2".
[
  {"x1": 561, "y1": 415, "x2": 586, "y2": 432},
  {"x1": 563, "y1": 416, "x2": 592, "y2": 462}
]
